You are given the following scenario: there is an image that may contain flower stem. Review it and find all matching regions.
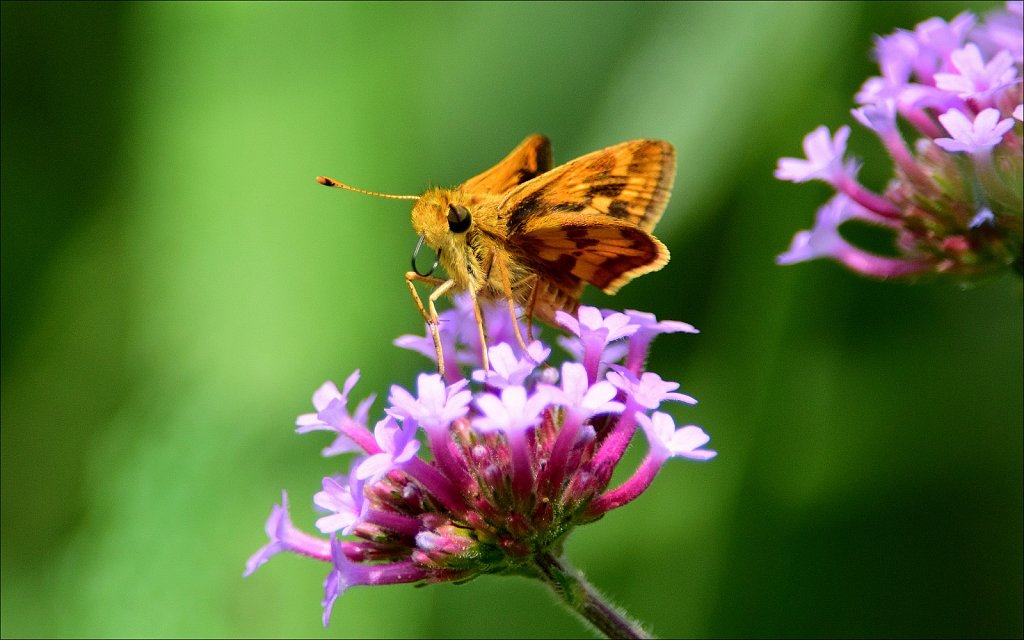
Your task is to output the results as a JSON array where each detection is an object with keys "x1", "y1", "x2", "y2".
[{"x1": 533, "y1": 552, "x2": 651, "y2": 639}]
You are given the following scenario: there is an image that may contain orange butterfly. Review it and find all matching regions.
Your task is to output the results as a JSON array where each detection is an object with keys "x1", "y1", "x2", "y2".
[{"x1": 318, "y1": 135, "x2": 674, "y2": 375}]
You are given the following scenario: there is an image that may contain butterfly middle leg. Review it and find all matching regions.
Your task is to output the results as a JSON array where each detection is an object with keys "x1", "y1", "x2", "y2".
[
  {"x1": 523, "y1": 278, "x2": 541, "y2": 343},
  {"x1": 493, "y1": 259, "x2": 540, "y2": 360}
]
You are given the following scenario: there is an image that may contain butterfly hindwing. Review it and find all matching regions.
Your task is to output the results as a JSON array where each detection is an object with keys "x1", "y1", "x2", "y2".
[{"x1": 511, "y1": 213, "x2": 670, "y2": 294}]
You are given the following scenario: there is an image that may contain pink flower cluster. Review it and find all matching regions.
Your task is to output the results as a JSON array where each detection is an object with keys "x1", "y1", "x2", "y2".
[
  {"x1": 777, "y1": 3, "x2": 1023, "y2": 280},
  {"x1": 245, "y1": 294, "x2": 714, "y2": 627}
]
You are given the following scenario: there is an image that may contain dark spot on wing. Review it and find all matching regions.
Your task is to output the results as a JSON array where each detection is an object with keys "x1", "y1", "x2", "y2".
[
  {"x1": 553, "y1": 202, "x2": 588, "y2": 213},
  {"x1": 515, "y1": 167, "x2": 544, "y2": 184},
  {"x1": 507, "y1": 191, "x2": 543, "y2": 234},
  {"x1": 552, "y1": 254, "x2": 577, "y2": 274},
  {"x1": 587, "y1": 180, "x2": 626, "y2": 199},
  {"x1": 607, "y1": 200, "x2": 632, "y2": 220},
  {"x1": 592, "y1": 252, "x2": 653, "y2": 289}
]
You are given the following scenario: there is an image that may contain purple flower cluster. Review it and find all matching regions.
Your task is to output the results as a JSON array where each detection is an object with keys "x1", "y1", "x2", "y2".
[
  {"x1": 245, "y1": 294, "x2": 714, "y2": 627},
  {"x1": 777, "y1": 3, "x2": 1023, "y2": 280}
]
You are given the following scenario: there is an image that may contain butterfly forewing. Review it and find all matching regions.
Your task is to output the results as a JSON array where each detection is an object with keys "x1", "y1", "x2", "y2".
[
  {"x1": 459, "y1": 134, "x2": 553, "y2": 196},
  {"x1": 500, "y1": 139, "x2": 675, "y2": 235}
]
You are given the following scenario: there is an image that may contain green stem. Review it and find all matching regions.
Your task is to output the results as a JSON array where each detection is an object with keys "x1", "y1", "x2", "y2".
[
  {"x1": 973, "y1": 152, "x2": 1020, "y2": 214},
  {"x1": 533, "y1": 552, "x2": 651, "y2": 639}
]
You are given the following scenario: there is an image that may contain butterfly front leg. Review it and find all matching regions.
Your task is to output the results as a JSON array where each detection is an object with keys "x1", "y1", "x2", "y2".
[
  {"x1": 405, "y1": 271, "x2": 453, "y2": 377},
  {"x1": 404, "y1": 272, "x2": 490, "y2": 377}
]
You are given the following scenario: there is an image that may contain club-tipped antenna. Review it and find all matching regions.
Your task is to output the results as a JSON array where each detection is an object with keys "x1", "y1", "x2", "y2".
[{"x1": 316, "y1": 176, "x2": 419, "y2": 200}]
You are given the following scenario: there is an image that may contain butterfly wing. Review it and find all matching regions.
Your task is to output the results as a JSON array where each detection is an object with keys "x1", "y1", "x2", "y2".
[
  {"x1": 513, "y1": 215, "x2": 669, "y2": 294},
  {"x1": 501, "y1": 139, "x2": 675, "y2": 235},
  {"x1": 459, "y1": 134, "x2": 553, "y2": 196},
  {"x1": 502, "y1": 140, "x2": 674, "y2": 297}
]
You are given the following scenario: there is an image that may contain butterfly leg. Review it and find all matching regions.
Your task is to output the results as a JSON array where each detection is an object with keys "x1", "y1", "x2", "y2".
[
  {"x1": 466, "y1": 287, "x2": 490, "y2": 372},
  {"x1": 523, "y1": 277, "x2": 542, "y2": 343},
  {"x1": 521, "y1": 281, "x2": 559, "y2": 377},
  {"x1": 494, "y1": 257, "x2": 533, "y2": 357},
  {"x1": 405, "y1": 271, "x2": 452, "y2": 377}
]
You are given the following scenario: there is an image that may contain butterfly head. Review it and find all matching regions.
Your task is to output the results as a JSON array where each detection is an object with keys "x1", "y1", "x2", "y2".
[
  {"x1": 410, "y1": 188, "x2": 481, "y2": 286},
  {"x1": 411, "y1": 188, "x2": 474, "y2": 242}
]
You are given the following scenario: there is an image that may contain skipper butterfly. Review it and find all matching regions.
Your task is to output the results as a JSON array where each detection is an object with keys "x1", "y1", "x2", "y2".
[{"x1": 317, "y1": 135, "x2": 674, "y2": 375}]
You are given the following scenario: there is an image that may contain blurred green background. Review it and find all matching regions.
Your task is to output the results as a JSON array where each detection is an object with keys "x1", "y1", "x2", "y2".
[{"x1": 2, "y1": 1, "x2": 1021, "y2": 638}]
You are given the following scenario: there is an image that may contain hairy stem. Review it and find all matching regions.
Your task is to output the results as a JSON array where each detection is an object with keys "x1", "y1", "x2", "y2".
[{"x1": 533, "y1": 552, "x2": 651, "y2": 639}]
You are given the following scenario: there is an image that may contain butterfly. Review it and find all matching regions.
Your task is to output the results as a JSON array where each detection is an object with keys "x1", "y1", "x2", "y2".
[{"x1": 317, "y1": 135, "x2": 674, "y2": 375}]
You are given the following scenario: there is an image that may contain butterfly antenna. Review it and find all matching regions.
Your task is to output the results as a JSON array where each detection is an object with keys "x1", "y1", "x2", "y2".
[{"x1": 316, "y1": 176, "x2": 419, "y2": 200}]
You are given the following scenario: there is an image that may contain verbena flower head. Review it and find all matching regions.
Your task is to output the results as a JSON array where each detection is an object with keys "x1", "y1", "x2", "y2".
[
  {"x1": 246, "y1": 293, "x2": 714, "y2": 627},
  {"x1": 777, "y1": 3, "x2": 1023, "y2": 281}
]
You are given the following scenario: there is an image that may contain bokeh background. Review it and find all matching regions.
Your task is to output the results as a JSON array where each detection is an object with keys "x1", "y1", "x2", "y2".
[{"x1": 2, "y1": 1, "x2": 1021, "y2": 638}]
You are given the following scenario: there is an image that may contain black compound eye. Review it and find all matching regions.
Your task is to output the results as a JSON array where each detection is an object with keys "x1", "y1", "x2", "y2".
[{"x1": 447, "y1": 204, "x2": 471, "y2": 233}]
